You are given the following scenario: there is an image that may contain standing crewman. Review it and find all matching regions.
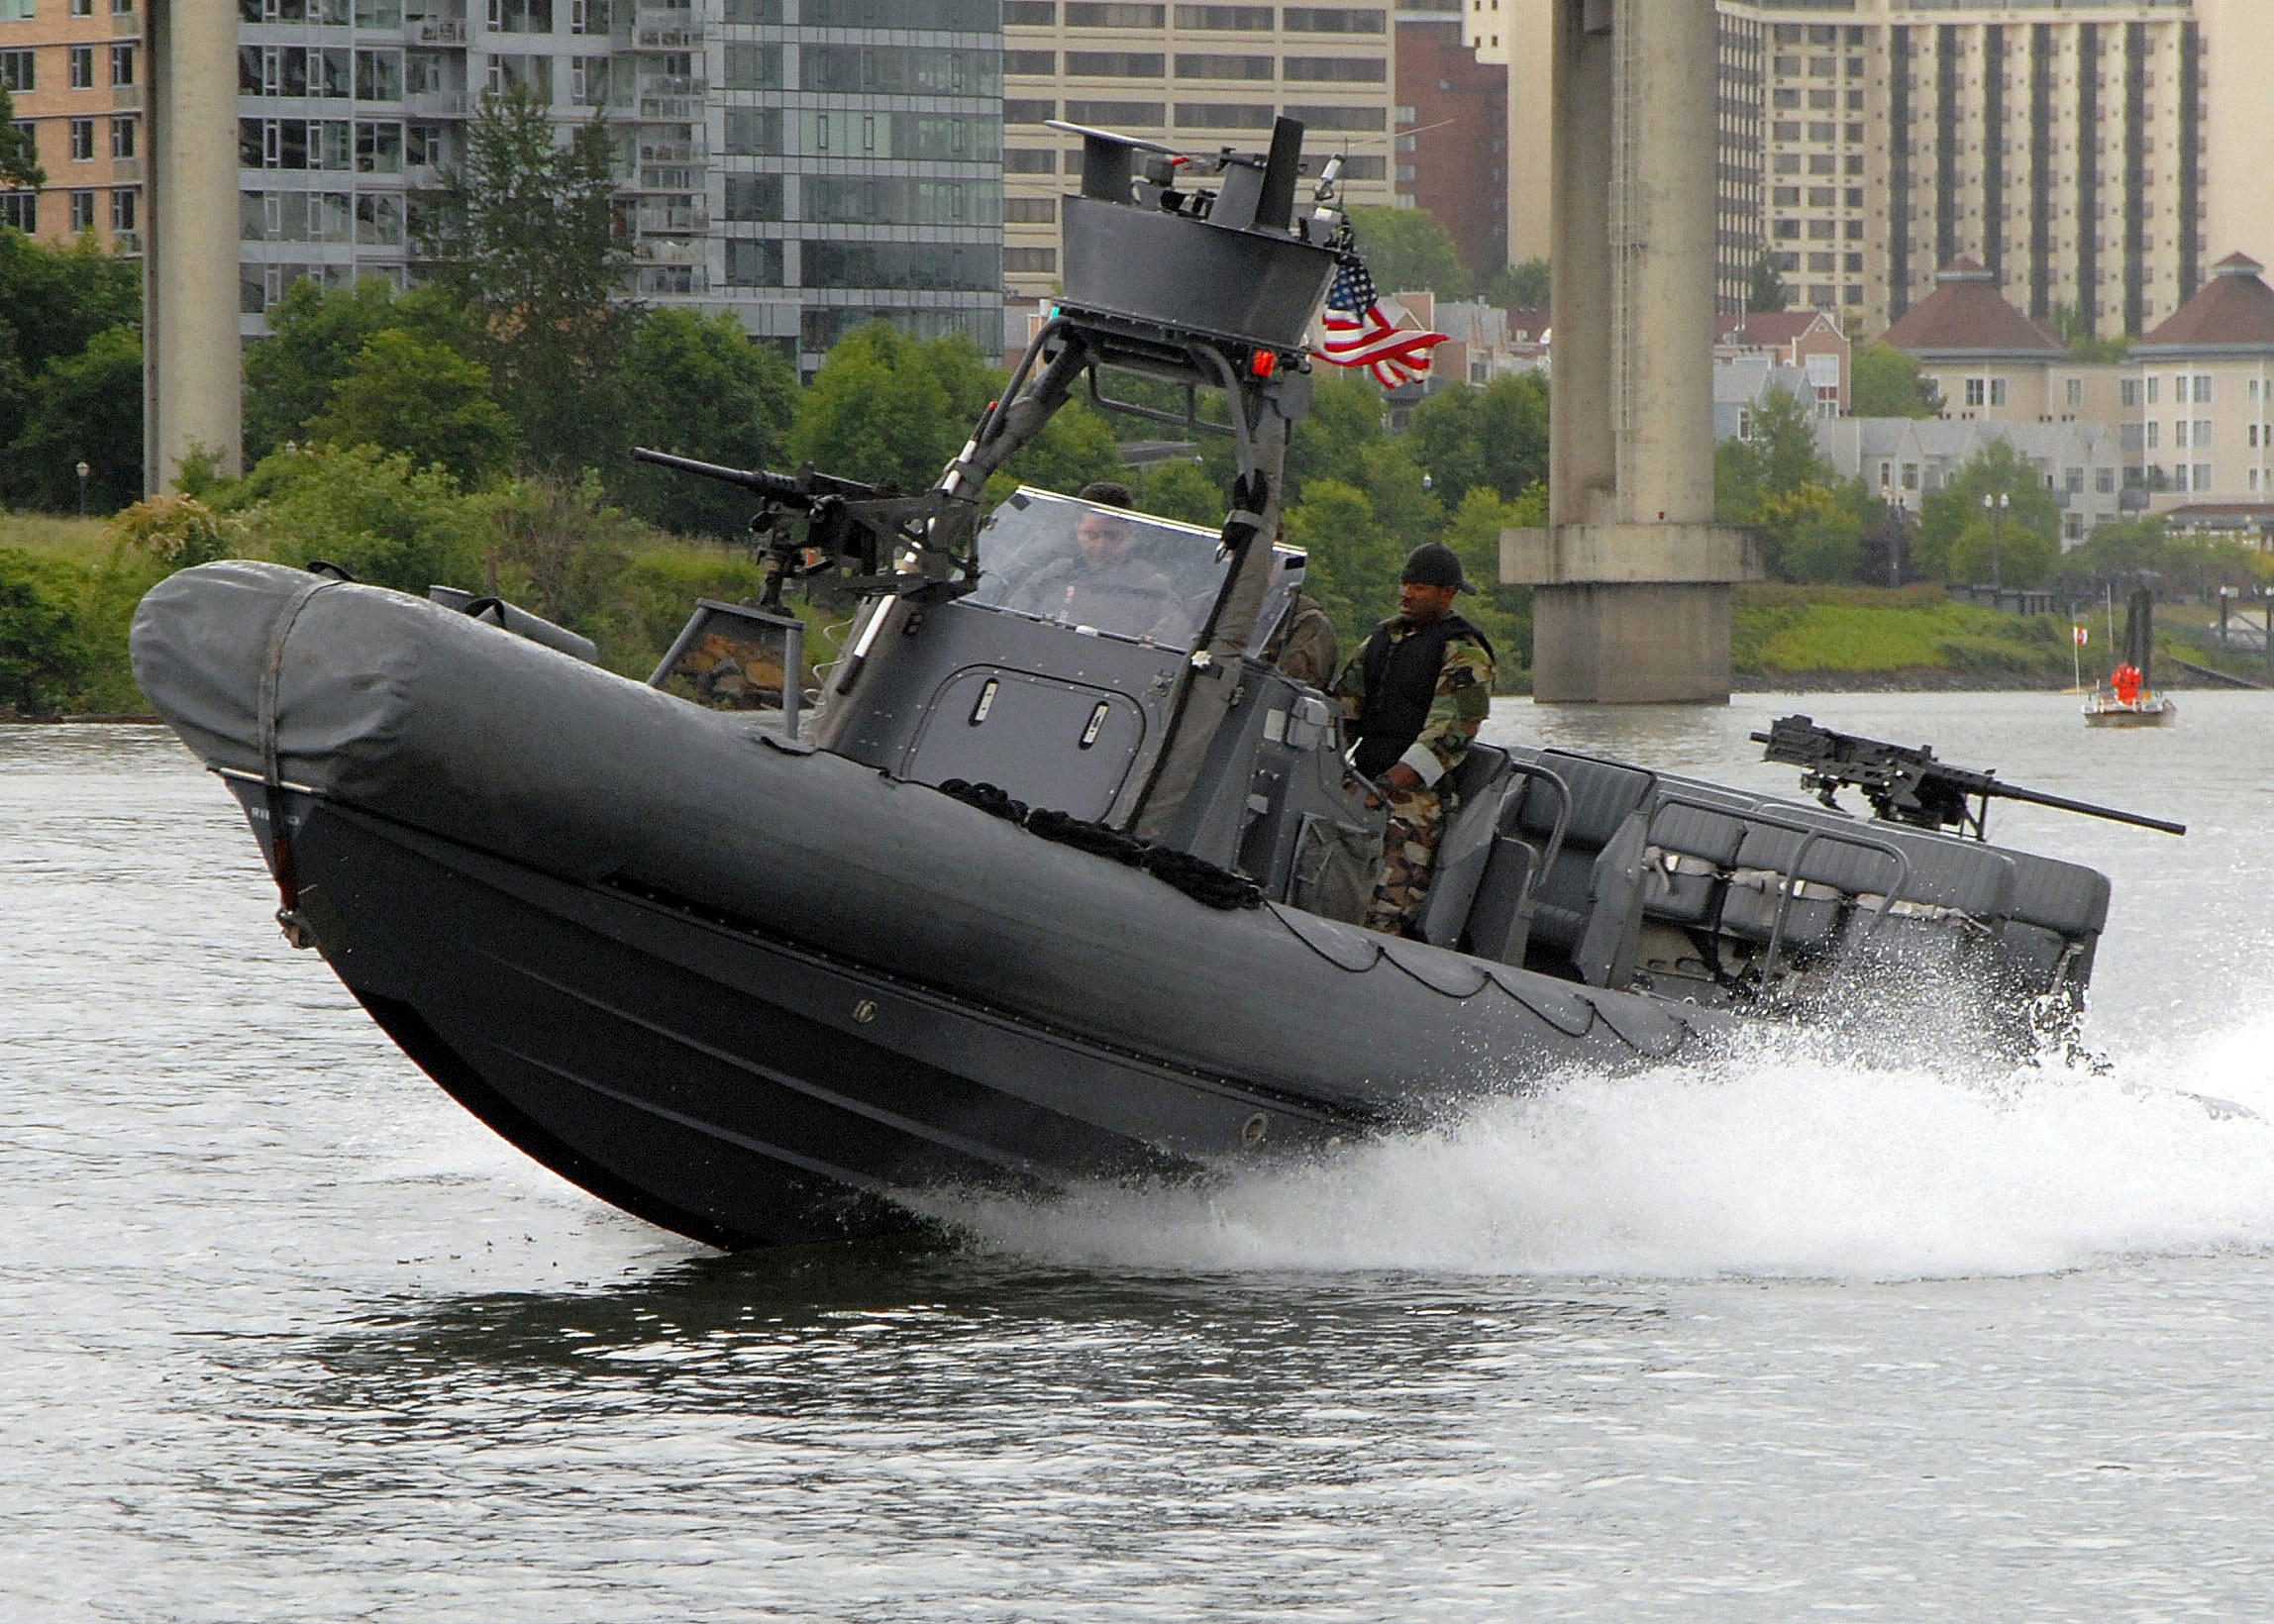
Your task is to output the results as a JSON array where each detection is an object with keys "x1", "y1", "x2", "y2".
[{"x1": 1331, "y1": 543, "x2": 1496, "y2": 937}]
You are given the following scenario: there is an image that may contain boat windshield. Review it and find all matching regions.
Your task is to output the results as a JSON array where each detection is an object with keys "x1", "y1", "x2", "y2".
[{"x1": 968, "y1": 488, "x2": 1229, "y2": 650}]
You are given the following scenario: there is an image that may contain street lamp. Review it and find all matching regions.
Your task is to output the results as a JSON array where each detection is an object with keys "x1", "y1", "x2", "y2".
[
  {"x1": 1981, "y1": 490, "x2": 2010, "y2": 596},
  {"x1": 75, "y1": 460, "x2": 90, "y2": 516}
]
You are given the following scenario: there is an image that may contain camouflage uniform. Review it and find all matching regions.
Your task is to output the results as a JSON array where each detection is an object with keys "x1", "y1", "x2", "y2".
[
  {"x1": 1331, "y1": 618, "x2": 1496, "y2": 936},
  {"x1": 1263, "y1": 592, "x2": 1340, "y2": 689}
]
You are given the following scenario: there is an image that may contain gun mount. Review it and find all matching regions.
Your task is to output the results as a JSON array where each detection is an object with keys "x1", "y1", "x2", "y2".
[{"x1": 1752, "y1": 714, "x2": 2186, "y2": 840}]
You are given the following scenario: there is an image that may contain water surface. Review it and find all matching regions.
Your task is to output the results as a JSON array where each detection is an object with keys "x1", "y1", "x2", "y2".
[{"x1": 5, "y1": 701, "x2": 2270, "y2": 1620}]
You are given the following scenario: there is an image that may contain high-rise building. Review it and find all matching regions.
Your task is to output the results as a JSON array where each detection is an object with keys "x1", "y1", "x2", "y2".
[
  {"x1": 0, "y1": 0, "x2": 146, "y2": 252},
  {"x1": 999, "y1": 1, "x2": 1396, "y2": 303},
  {"x1": 229, "y1": 0, "x2": 1002, "y2": 371},
  {"x1": 1393, "y1": 7, "x2": 1503, "y2": 287},
  {"x1": 1480, "y1": 1, "x2": 2274, "y2": 339},
  {"x1": 12, "y1": 2, "x2": 1006, "y2": 375}
]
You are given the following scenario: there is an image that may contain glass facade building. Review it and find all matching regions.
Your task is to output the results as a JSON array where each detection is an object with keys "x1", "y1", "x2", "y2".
[{"x1": 227, "y1": 0, "x2": 1002, "y2": 368}]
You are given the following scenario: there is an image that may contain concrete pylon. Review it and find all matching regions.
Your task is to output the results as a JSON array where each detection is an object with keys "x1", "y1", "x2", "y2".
[
  {"x1": 144, "y1": 0, "x2": 243, "y2": 493},
  {"x1": 1500, "y1": 0, "x2": 1746, "y2": 703}
]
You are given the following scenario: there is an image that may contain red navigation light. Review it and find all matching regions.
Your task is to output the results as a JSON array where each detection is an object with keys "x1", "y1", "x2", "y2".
[{"x1": 1250, "y1": 349, "x2": 1277, "y2": 378}]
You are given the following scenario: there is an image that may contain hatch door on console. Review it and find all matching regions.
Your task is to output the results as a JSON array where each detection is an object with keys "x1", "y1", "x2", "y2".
[{"x1": 901, "y1": 667, "x2": 1147, "y2": 822}]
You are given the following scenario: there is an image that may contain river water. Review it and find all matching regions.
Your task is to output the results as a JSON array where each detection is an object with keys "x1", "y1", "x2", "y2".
[{"x1": 5, "y1": 696, "x2": 2271, "y2": 1621}]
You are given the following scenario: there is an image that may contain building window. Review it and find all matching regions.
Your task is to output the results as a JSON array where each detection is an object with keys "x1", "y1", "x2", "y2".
[
  {"x1": 1066, "y1": 3, "x2": 1164, "y2": 24},
  {"x1": 110, "y1": 44, "x2": 133, "y2": 87},
  {"x1": 2066, "y1": 378, "x2": 2083, "y2": 408},
  {"x1": 2196, "y1": 463, "x2": 2212, "y2": 490},
  {"x1": 2194, "y1": 374, "x2": 2214, "y2": 404},
  {"x1": 70, "y1": 119, "x2": 96, "y2": 161},
  {"x1": 2120, "y1": 378, "x2": 2139, "y2": 408},
  {"x1": 110, "y1": 186, "x2": 134, "y2": 233},
  {"x1": 2196, "y1": 420, "x2": 2212, "y2": 449},
  {"x1": 69, "y1": 47, "x2": 95, "y2": 89},
  {"x1": 69, "y1": 189, "x2": 96, "y2": 231},
  {"x1": 2146, "y1": 422, "x2": 2159, "y2": 450},
  {"x1": 0, "y1": 192, "x2": 34, "y2": 232},
  {"x1": 0, "y1": 0, "x2": 29, "y2": 21},
  {"x1": 110, "y1": 116, "x2": 134, "y2": 158},
  {"x1": 1965, "y1": 378, "x2": 1986, "y2": 408}
]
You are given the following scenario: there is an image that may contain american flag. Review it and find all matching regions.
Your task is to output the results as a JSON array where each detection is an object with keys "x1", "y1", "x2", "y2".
[{"x1": 1319, "y1": 246, "x2": 1449, "y2": 390}]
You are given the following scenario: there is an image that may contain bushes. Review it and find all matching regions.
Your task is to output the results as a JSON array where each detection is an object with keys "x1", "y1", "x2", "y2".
[{"x1": 0, "y1": 548, "x2": 84, "y2": 716}]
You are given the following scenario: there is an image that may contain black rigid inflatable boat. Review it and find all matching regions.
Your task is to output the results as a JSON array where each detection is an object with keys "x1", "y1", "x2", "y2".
[{"x1": 131, "y1": 121, "x2": 2161, "y2": 1249}]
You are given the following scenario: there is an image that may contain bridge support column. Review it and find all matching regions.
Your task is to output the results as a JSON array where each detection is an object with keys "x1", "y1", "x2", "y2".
[
  {"x1": 144, "y1": 0, "x2": 243, "y2": 493},
  {"x1": 1503, "y1": 0, "x2": 1747, "y2": 703}
]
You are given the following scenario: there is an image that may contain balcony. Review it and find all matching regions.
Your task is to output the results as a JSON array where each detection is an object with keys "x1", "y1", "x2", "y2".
[
  {"x1": 405, "y1": 91, "x2": 468, "y2": 118},
  {"x1": 634, "y1": 22, "x2": 701, "y2": 50},
  {"x1": 634, "y1": 235, "x2": 701, "y2": 262},
  {"x1": 417, "y1": 19, "x2": 469, "y2": 44},
  {"x1": 635, "y1": 205, "x2": 707, "y2": 235},
  {"x1": 636, "y1": 138, "x2": 706, "y2": 165},
  {"x1": 111, "y1": 229, "x2": 142, "y2": 255},
  {"x1": 635, "y1": 264, "x2": 708, "y2": 296},
  {"x1": 638, "y1": 94, "x2": 702, "y2": 121}
]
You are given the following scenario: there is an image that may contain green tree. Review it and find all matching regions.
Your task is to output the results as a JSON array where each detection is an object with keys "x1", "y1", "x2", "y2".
[
  {"x1": 5, "y1": 325, "x2": 144, "y2": 513},
  {"x1": 787, "y1": 321, "x2": 988, "y2": 495},
  {"x1": 1757, "y1": 483, "x2": 1867, "y2": 583},
  {"x1": 1482, "y1": 257, "x2": 1551, "y2": 309},
  {"x1": 1850, "y1": 343, "x2": 1940, "y2": 419},
  {"x1": 1717, "y1": 385, "x2": 1835, "y2": 523},
  {"x1": 310, "y1": 330, "x2": 520, "y2": 487},
  {"x1": 1910, "y1": 439, "x2": 2059, "y2": 584},
  {"x1": 1346, "y1": 205, "x2": 1470, "y2": 299},
  {"x1": 1133, "y1": 460, "x2": 1224, "y2": 528},
  {"x1": 0, "y1": 548, "x2": 81, "y2": 716},
  {"x1": 1274, "y1": 368, "x2": 1389, "y2": 503},
  {"x1": 419, "y1": 86, "x2": 633, "y2": 475},
  {"x1": 0, "y1": 230, "x2": 141, "y2": 471},
  {"x1": 990, "y1": 397, "x2": 1127, "y2": 506},
  {"x1": 1283, "y1": 476, "x2": 1400, "y2": 642},
  {"x1": 473, "y1": 471, "x2": 654, "y2": 635},
  {"x1": 242, "y1": 276, "x2": 471, "y2": 461},
  {"x1": 615, "y1": 309, "x2": 799, "y2": 536},
  {"x1": 1442, "y1": 484, "x2": 1533, "y2": 676},
  {"x1": 236, "y1": 443, "x2": 487, "y2": 594},
  {"x1": 1, "y1": 84, "x2": 45, "y2": 189},
  {"x1": 1407, "y1": 369, "x2": 1550, "y2": 507},
  {"x1": 1945, "y1": 513, "x2": 2057, "y2": 589},
  {"x1": 1747, "y1": 254, "x2": 1792, "y2": 314}
]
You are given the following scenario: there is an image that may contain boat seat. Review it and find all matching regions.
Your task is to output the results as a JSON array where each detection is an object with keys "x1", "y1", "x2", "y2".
[
  {"x1": 1718, "y1": 817, "x2": 1906, "y2": 953},
  {"x1": 1515, "y1": 751, "x2": 1657, "y2": 958},
  {"x1": 1838, "y1": 837, "x2": 2016, "y2": 970},
  {"x1": 1639, "y1": 794, "x2": 1753, "y2": 928},
  {"x1": 1415, "y1": 744, "x2": 1517, "y2": 949},
  {"x1": 1571, "y1": 809, "x2": 1652, "y2": 988},
  {"x1": 1989, "y1": 852, "x2": 2112, "y2": 993}
]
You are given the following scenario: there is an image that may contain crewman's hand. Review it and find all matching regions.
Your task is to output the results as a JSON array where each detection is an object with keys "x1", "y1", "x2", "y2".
[{"x1": 1384, "y1": 762, "x2": 1422, "y2": 790}]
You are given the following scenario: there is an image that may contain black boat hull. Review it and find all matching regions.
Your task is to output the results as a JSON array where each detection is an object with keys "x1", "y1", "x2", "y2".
[{"x1": 247, "y1": 783, "x2": 1373, "y2": 1248}]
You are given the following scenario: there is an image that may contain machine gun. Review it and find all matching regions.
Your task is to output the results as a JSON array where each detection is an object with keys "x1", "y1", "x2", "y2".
[
  {"x1": 630, "y1": 448, "x2": 973, "y2": 610},
  {"x1": 1751, "y1": 714, "x2": 2186, "y2": 840}
]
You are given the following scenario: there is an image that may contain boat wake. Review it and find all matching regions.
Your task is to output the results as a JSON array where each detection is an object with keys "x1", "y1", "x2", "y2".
[{"x1": 920, "y1": 1016, "x2": 2274, "y2": 1282}]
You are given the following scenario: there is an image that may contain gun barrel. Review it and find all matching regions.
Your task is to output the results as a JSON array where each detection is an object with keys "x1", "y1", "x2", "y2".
[
  {"x1": 630, "y1": 447, "x2": 809, "y2": 499},
  {"x1": 1976, "y1": 776, "x2": 2187, "y2": 836}
]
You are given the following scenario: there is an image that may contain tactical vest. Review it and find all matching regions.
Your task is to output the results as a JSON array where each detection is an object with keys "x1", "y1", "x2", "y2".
[{"x1": 1350, "y1": 613, "x2": 1493, "y2": 780}]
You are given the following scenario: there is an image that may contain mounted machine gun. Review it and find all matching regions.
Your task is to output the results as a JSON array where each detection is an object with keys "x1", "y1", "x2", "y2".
[{"x1": 1752, "y1": 714, "x2": 2186, "y2": 840}]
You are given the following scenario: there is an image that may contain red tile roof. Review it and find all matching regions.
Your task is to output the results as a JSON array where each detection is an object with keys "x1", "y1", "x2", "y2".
[
  {"x1": 2139, "y1": 254, "x2": 2274, "y2": 349},
  {"x1": 1715, "y1": 310, "x2": 1834, "y2": 349},
  {"x1": 1881, "y1": 258, "x2": 2066, "y2": 355}
]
